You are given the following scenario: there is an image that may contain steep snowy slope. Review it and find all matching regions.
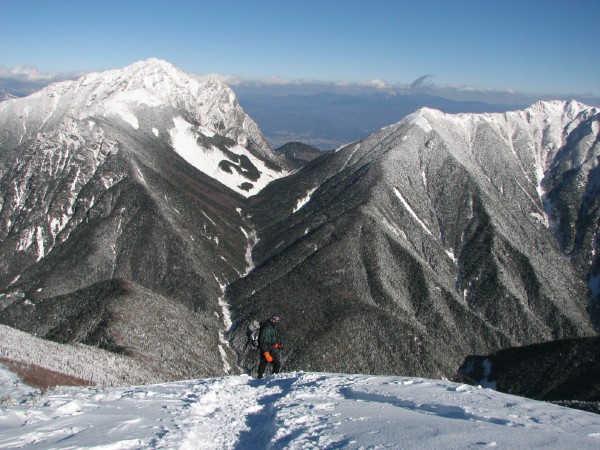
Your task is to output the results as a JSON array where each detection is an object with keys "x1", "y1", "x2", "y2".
[
  {"x1": 228, "y1": 100, "x2": 598, "y2": 379},
  {"x1": 0, "y1": 59, "x2": 286, "y2": 381}
]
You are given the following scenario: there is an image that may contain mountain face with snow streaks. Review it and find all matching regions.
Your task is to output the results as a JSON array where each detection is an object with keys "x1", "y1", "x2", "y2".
[
  {"x1": 1, "y1": 58, "x2": 598, "y2": 384},
  {"x1": 0, "y1": 59, "x2": 287, "y2": 380},
  {"x1": 227, "y1": 100, "x2": 598, "y2": 379}
]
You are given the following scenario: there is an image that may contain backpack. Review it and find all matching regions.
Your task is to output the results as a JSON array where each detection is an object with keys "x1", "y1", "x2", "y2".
[{"x1": 244, "y1": 319, "x2": 261, "y2": 351}]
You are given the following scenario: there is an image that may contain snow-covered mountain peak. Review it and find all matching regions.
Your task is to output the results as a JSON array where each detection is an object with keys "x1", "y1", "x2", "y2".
[
  {"x1": 127, "y1": 56, "x2": 181, "y2": 74},
  {"x1": 401, "y1": 100, "x2": 596, "y2": 132},
  {"x1": 527, "y1": 99, "x2": 589, "y2": 116},
  {"x1": 63, "y1": 58, "x2": 207, "y2": 97},
  {"x1": 396, "y1": 100, "x2": 597, "y2": 155},
  {"x1": 0, "y1": 59, "x2": 288, "y2": 281},
  {"x1": 0, "y1": 59, "x2": 273, "y2": 157},
  {"x1": 75, "y1": 57, "x2": 234, "y2": 109},
  {"x1": 350, "y1": 99, "x2": 599, "y2": 262}
]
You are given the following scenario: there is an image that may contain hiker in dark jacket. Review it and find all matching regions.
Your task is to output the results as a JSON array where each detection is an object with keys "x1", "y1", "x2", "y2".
[{"x1": 257, "y1": 314, "x2": 282, "y2": 379}]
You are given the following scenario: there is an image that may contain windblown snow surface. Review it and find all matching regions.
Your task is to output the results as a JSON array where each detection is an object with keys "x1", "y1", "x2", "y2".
[{"x1": 1, "y1": 368, "x2": 599, "y2": 449}]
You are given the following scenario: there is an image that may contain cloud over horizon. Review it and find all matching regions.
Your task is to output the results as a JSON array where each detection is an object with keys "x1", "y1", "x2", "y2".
[
  {"x1": 193, "y1": 71, "x2": 598, "y2": 105},
  {"x1": 0, "y1": 63, "x2": 598, "y2": 107},
  {"x1": 0, "y1": 65, "x2": 85, "y2": 95}
]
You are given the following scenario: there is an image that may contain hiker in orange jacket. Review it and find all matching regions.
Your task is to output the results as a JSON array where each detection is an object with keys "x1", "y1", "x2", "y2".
[{"x1": 257, "y1": 314, "x2": 282, "y2": 379}]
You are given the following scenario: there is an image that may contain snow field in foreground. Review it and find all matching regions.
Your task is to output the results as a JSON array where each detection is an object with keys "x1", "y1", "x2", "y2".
[{"x1": 1, "y1": 369, "x2": 600, "y2": 449}]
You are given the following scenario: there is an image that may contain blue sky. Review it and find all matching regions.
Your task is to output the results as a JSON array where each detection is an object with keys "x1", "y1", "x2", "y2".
[{"x1": 1, "y1": 0, "x2": 599, "y2": 97}]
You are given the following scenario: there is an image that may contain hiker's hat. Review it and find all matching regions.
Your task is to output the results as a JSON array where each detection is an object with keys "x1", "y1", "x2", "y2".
[{"x1": 270, "y1": 313, "x2": 282, "y2": 323}]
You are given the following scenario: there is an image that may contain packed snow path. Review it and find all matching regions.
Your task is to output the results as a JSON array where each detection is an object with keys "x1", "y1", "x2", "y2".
[{"x1": 1, "y1": 370, "x2": 600, "y2": 449}]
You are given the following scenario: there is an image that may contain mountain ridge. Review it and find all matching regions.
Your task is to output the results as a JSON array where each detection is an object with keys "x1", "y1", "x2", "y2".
[
  {"x1": 227, "y1": 98, "x2": 597, "y2": 378},
  {"x1": 0, "y1": 59, "x2": 597, "y2": 384},
  {"x1": 0, "y1": 59, "x2": 289, "y2": 380}
]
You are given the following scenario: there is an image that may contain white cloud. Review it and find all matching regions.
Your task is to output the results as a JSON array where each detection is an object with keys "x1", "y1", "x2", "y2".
[
  {"x1": 194, "y1": 72, "x2": 394, "y2": 91},
  {"x1": 0, "y1": 65, "x2": 83, "y2": 83},
  {"x1": 1, "y1": 63, "x2": 596, "y2": 106},
  {"x1": 0, "y1": 63, "x2": 517, "y2": 98},
  {"x1": 194, "y1": 72, "x2": 245, "y2": 86},
  {"x1": 191, "y1": 71, "x2": 580, "y2": 104},
  {"x1": 193, "y1": 72, "x2": 520, "y2": 96},
  {"x1": 0, "y1": 65, "x2": 85, "y2": 95},
  {"x1": 364, "y1": 79, "x2": 390, "y2": 89}
]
